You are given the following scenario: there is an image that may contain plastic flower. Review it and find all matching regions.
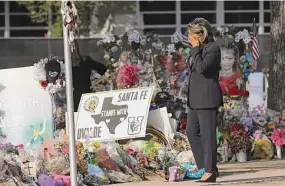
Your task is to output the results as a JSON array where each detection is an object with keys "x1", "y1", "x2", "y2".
[
  {"x1": 102, "y1": 32, "x2": 115, "y2": 43},
  {"x1": 111, "y1": 46, "x2": 118, "y2": 52},
  {"x1": 103, "y1": 54, "x2": 110, "y2": 60},
  {"x1": 40, "y1": 80, "x2": 48, "y2": 88},
  {"x1": 166, "y1": 44, "x2": 176, "y2": 53},
  {"x1": 270, "y1": 128, "x2": 285, "y2": 146},
  {"x1": 116, "y1": 64, "x2": 139, "y2": 88},
  {"x1": 171, "y1": 31, "x2": 183, "y2": 44}
]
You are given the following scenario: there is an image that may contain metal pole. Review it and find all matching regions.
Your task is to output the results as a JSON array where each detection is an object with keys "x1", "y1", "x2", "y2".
[{"x1": 63, "y1": 26, "x2": 78, "y2": 185}]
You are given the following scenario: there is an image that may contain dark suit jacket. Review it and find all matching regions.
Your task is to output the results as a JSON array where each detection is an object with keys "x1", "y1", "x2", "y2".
[{"x1": 187, "y1": 41, "x2": 223, "y2": 109}]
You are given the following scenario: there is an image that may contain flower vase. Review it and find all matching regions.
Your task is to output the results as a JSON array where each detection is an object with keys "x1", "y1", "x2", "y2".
[
  {"x1": 276, "y1": 145, "x2": 282, "y2": 159},
  {"x1": 236, "y1": 151, "x2": 247, "y2": 162}
]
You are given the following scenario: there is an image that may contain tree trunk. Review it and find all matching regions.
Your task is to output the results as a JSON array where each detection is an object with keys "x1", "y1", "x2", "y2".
[{"x1": 267, "y1": 1, "x2": 285, "y2": 112}]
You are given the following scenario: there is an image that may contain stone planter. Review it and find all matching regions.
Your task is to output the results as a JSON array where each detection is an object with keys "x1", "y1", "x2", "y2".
[{"x1": 236, "y1": 150, "x2": 247, "y2": 162}]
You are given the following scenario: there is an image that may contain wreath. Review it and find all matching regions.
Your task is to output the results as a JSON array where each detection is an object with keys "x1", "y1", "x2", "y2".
[{"x1": 33, "y1": 56, "x2": 66, "y2": 94}]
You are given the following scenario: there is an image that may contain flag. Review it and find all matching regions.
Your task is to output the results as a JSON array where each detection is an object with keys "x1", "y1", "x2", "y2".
[{"x1": 250, "y1": 18, "x2": 260, "y2": 60}]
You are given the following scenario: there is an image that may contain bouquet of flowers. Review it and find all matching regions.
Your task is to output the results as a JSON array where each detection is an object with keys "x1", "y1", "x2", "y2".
[
  {"x1": 270, "y1": 128, "x2": 285, "y2": 147},
  {"x1": 229, "y1": 123, "x2": 252, "y2": 153},
  {"x1": 252, "y1": 139, "x2": 274, "y2": 160},
  {"x1": 97, "y1": 32, "x2": 121, "y2": 64}
]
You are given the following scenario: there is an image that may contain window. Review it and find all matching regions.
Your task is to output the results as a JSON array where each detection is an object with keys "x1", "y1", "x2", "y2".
[
  {"x1": 265, "y1": 27, "x2": 270, "y2": 33},
  {"x1": 10, "y1": 30, "x2": 47, "y2": 37},
  {"x1": 9, "y1": 1, "x2": 29, "y2": 13},
  {"x1": 235, "y1": 27, "x2": 251, "y2": 32},
  {"x1": 143, "y1": 14, "x2": 175, "y2": 25},
  {"x1": 0, "y1": 1, "x2": 4, "y2": 13},
  {"x1": 144, "y1": 28, "x2": 176, "y2": 35},
  {"x1": 139, "y1": 1, "x2": 175, "y2": 11},
  {"x1": 264, "y1": 1, "x2": 270, "y2": 10},
  {"x1": 181, "y1": 13, "x2": 216, "y2": 24},
  {"x1": 225, "y1": 13, "x2": 259, "y2": 24},
  {"x1": 0, "y1": 30, "x2": 4, "y2": 37},
  {"x1": 181, "y1": 1, "x2": 216, "y2": 11},
  {"x1": 139, "y1": 1, "x2": 176, "y2": 36},
  {"x1": 10, "y1": 15, "x2": 47, "y2": 27},
  {"x1": 0, "y1": 15, "x2": 4, "y2": 27},
  {"x1": 225, "y1": 1, "x2": 259, "y2": 10},
  {"x1": 264, "y1": 12, "x2": 270, "y2": 23}
]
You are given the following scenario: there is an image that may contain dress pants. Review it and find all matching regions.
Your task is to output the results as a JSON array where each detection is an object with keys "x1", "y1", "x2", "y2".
[{"x1": 186, "y1": 107, "x2": 218, "y2": 173}]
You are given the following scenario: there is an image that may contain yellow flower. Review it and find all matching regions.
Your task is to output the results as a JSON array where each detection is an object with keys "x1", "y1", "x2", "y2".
[
  {"x1": 33, "y1": 129, "x2": 40, "y2": 138},
  {"x1": 154, "y1": 142, "x2": 161, "y2": 149},
  {"x1": 151, "y1": 136, "x2": 158, "y2": 141},
  {"x1": 91, "y1": 141, "x2": 101, "y2": 149}
]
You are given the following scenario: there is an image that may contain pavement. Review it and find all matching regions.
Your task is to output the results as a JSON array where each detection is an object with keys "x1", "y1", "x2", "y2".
[{"x1": 114, "y1": 160, "x2": 285, "y2": 186}]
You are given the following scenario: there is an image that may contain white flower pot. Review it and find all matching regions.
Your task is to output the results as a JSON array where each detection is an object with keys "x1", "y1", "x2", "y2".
[
  {"x1": 276, "y1": 145, "x2": 282, "y2": 159},
  {"x1": 236, "y1": 151, "x2": 247, "y2": 162}
]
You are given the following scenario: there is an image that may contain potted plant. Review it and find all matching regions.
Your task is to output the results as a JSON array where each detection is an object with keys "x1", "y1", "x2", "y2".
[{"x1": 229, "y1": 123, "x2": 252, "y2": 162}]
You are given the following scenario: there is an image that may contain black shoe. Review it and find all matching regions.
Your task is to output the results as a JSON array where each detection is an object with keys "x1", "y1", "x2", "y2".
[{"x1": 195, "y1": 172, "x2": 217, "y2": 183}]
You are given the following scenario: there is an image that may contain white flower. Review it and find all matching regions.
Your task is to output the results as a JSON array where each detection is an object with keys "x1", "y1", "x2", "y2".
[
  {"x1": 111, "y1": 58, "x2": 115, "y2": 62},
  {"x1": 243, "y1": 36, "x2": 251, "y2": 44},
  {"x1": 242, "y1": 29, "x2": 249, "y2": 38},
  {"x1": 111, "y1": 46, "x2": 118, "y2": 52},
  {"x1": 116, "y1": 40, "x2": 123, "y2": 46},
  {"x1": 140, "y1": 39, "x2": 146, "y2": 45},
  {"x1": 104, "y1": 54, "x2": 110, "y2": 60},
  {"x1": 224, "y1": 27, "x2": 229, "y2": 33},
  {"x1": 171, "y1": 31, "x2": 183, "y2": 44},
  {"x1": 166, "y1": 44, "x2": 176, "y2": 53},
  {"x1": 102, "y1": 32, "x2": 115, "y2": 43},
  {"x1": 128, "y1": 30, "x2": 141, "y2": 44},
  {"x1": 97, "y1": 40, "x2": 104, "y2": 46},
  {"x1": 217, "y1": 27, "x2": 224, "y2": 33},
  {"x1": 240, "y1": 55, "x2": 246, "y2": 63},
  {"x1": 235, "y1": 32, "x2": 242, "y2": 40},
  {"x1": 235, "y1": 37, "x2": 240, "y2": 42}
]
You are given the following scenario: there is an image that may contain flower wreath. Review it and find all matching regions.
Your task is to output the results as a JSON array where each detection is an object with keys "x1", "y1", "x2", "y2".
[{"x1": 33, "y1": 56, "x2": 66, "y2": 94}]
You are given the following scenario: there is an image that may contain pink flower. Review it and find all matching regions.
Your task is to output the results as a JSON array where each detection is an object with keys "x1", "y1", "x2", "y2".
[
  {"x1": 16, "y1": 144, "x2": 24, "y2": 149},
  {"x1": 270, "y1": 128, "x2": 285, "y2": 146},
  {"x1": 61, "y1": 146, "x2": 69, "y2": 154},
  {"x1": 116, "y1": 64, "x2": 139, "y2": 88}
]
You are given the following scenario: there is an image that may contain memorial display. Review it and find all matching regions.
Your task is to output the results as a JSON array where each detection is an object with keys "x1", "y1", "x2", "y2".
[{"x1": 0, "y1": 1, "x2": 283, "y2": 184}]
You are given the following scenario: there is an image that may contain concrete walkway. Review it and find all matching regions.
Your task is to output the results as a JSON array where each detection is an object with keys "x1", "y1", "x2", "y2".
[{"x1": 114, "y1": 160, "x2": 285, "y2": 186}]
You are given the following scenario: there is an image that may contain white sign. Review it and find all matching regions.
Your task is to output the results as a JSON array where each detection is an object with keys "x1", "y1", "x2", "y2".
[
  {"x1": 0, "y1": 67, "x2": 53, "y2": 149},
  {"x1": 147, "y1": 107, "x2": 174, "y2": 139},
  {"x1": 248, "y1": 72, "x2": 264, "y2": 108},
  {"x1": 76, "y1": 87, "x2": 154, "y2": 142}
]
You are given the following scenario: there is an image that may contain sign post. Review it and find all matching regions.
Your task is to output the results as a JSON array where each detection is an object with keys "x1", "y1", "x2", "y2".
[{"x1": 63, "y1": 16, "x2": 77, "y2": 186}]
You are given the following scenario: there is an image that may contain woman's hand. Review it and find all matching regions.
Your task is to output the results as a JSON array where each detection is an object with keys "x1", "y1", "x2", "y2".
[{"x1": 188, "y1": 35, "x2": 200, "y2": 48}]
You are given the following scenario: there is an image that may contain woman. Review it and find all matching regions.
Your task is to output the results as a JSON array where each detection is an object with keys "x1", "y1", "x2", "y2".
[{"x1": 186, "y1": 18, "x2": 223, "y2": 183}]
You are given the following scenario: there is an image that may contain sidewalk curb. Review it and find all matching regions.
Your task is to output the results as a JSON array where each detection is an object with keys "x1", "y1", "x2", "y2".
[{"x1": 207, "y1": 176, "x2": 285, "y2": 185}]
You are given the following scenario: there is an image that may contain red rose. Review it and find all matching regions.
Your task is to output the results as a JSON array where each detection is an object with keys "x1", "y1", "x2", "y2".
[
  {"x1": 16, "y1": 144, "x2": 24, "y2": 149},
  {"x1": 40, "y1": 80, "x2": 48, "y2": 88},
  {"x1": 160, "y1": 56, "x2": 168, "y2": 65}
]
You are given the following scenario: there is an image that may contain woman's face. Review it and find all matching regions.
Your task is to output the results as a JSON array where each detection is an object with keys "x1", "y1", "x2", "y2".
[{"x1": 221, "y1": 49, "x2": 235, "y2": 71}]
